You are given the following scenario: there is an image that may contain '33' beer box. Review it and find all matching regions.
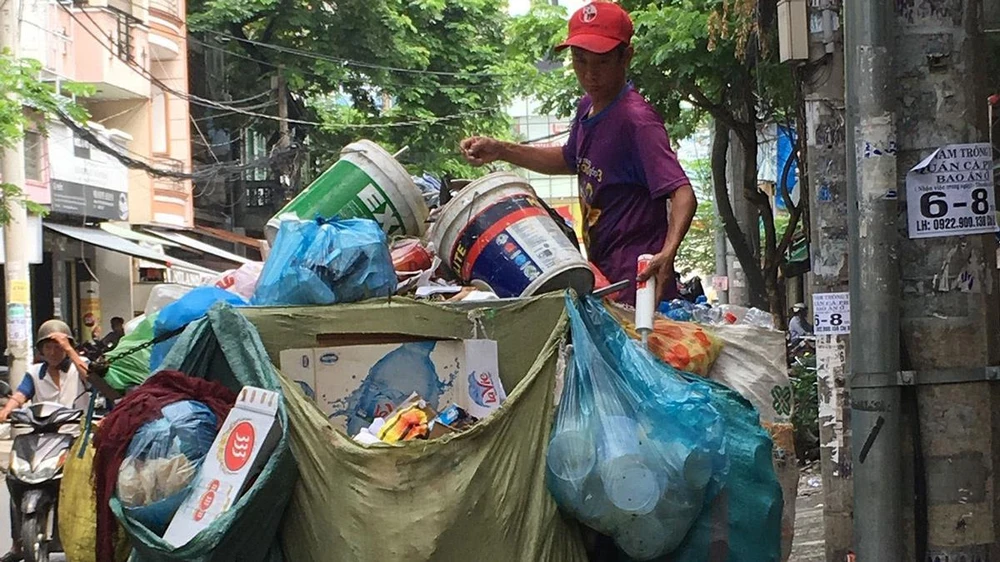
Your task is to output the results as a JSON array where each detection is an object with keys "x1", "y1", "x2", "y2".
[{"x1": 163, "y1": 386, "x2": 281, "y2": 547}]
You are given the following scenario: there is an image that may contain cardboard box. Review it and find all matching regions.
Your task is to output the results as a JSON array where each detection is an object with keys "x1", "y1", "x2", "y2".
[
  {"x1": 163, "y1": 387, "x2": 281, "y2": 547},
  {"x1": 279, "y1": 339, "x2": 503, "y2": 436}
]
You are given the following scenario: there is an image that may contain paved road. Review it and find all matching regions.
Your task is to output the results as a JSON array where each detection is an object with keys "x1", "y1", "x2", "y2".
[{"x1": 790, "y1": 464, "x2": 826, "y2": 562}]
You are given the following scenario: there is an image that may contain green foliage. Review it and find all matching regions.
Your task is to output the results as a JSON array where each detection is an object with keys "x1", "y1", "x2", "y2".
[
  {"x1": 790, "y1": 351, "x2": 819, "y2": 461},
  {"x1": 0, "y1": 51, "x2": 91, "y2": 225},
  {"x1": 189, "y1": 0, "x2": 516, "y2": 176},
  {"x1": 675, "y1": 157, "x2": 716, "y2": 276}
]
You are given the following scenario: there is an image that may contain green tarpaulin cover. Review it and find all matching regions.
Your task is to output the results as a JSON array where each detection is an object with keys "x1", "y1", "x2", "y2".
[
  {"x1": 241, "y1": 295, "x2": 590, "y2": 562},
  {"x1": 111, "y1": 304, "x2": 298, "y2": 562}
]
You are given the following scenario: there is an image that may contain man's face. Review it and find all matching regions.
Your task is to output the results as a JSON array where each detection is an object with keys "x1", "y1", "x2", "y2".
[
  {"x1": 570, "y1": 45, "x2": 632, "y2": 102},
  {"x1": 40, "y1": 340, "x2": 66, "y2": 367}
]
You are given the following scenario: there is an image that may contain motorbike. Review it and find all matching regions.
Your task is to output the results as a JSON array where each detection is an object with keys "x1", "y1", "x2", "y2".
[{"x1": 5, "y1": 402, "x2": 83, "y2": 562}]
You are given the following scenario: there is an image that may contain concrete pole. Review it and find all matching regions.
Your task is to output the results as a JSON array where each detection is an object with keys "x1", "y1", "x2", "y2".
[
  {"x1": 726, "y1": 130, "x2": 759, "y2": 306},
  {"x1": 1, "y1": 0, "x2": 32, "y2": 393},
  {"x1": 893, "y1": 1, "x2": 998, "y2": 559},
  {"x1": 844, "y1": 0, "x2": 904, "y2": 559},
  {"x1": 802, "y1": 2, "x2": 852, "y2": 560},
  {"x1": 712, "y1": 191, "x2": 729, "y2": 304}
]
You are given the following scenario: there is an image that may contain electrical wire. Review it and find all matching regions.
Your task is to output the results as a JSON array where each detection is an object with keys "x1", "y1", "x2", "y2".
[
  {"x1": 197, "y1": 28, "x2": 516, "y2": 79},
  {"x1": 185, "y1": 34, "x2": 507, "y2": 90},
  {"x1": 61, "y1": 3, "x2": 506, "y2": 130}
]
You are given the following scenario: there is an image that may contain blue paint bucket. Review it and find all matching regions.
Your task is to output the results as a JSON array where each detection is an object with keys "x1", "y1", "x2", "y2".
[{"x1": 430, "y1": 173, "x2": 593, "y2": 298}]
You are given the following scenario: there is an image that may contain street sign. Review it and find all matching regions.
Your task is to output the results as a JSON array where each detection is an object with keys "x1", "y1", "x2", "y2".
[
  {"x1": 813, "y1": 292, "x2": 850, "y2": 335},
  {"x1": 906, "y1": 143, "x2": 997, "y2": 239}
]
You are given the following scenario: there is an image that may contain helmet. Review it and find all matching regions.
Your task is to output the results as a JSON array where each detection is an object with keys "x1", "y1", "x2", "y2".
[
  {"x1": 792, "y1": 303, "x2": 807, "y2": 312},
  {"x1": 36, "y1": 319, "x2": 74, "y2": 349}
]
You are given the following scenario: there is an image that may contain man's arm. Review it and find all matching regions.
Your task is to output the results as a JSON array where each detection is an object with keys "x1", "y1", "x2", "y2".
[
  {"x1": 460, "y1": 137, "x2": 572, "y2": 176},
  {"x1": 660, "y1": 184, "x2": 697, "y2": 263},
  {"x1": 0, "y1": 372, "x2": 35, "y2": 422},
  {"x1": 637, "y1": 184, "x2": 698, "y2": 302}
]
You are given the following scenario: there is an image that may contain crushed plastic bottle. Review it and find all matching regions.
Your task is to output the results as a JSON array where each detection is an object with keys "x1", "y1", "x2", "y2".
[{"x1": 743, "y1": 308, "x2": 776, "y2": 330}]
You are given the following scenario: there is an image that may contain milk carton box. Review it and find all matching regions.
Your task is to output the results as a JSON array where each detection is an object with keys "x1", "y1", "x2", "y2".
[
  {"x1": 163, "y1": 386, "x2": 281, "y2": 547},
  {"x1": 279, "y1": 339, "x2": 503, "y2": 436}
]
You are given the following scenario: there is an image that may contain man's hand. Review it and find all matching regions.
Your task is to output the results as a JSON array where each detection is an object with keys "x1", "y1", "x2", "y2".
[
  {"x1": 460, "y1": 136, "x2": 505, "y2": 167},
  {"x1": 47, "y1": 332, "x2": 74, "y2": 351},
  {"x1": 636, "y1": 251, "x2": 676, "y2": 303}
]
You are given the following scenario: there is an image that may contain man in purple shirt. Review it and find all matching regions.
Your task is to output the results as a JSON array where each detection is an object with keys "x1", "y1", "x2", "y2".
[{"x1": 460, "y1": 2, "x2": 696, "y2": 306}]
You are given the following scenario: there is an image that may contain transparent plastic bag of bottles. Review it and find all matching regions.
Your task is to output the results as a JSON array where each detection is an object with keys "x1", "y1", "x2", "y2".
[{"x1": 547, "y1": 295, "x2": 728, "y2": 560}]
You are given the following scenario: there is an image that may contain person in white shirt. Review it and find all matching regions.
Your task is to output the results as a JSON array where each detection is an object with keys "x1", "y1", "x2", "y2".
[
  {"x1": 0, "y1": 320, "x2": 91, "y2": 562},
  {"x1": 0, "y1": 320, "x2": 91, "y2": 423}
]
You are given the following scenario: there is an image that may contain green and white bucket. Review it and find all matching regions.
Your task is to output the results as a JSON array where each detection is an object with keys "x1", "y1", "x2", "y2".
[{"x1": 265, "y1": 139, "x2": 428, "y2": 244}]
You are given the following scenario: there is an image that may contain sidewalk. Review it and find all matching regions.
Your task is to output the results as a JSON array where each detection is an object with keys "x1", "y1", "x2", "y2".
[{"x1": 789, "y1": 464, "x2": 825, "y2": 562}]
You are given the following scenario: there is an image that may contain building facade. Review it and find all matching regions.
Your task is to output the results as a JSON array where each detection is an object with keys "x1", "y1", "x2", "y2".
[{"x1": 0, "y1": 0, "x2": 203, "y2": 346}]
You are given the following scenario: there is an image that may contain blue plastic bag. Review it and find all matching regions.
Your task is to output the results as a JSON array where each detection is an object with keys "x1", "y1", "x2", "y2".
[
  {"x1": 252, "y1": 217, "x2": 396, "y2": 306},
  {"x1": 115, "y1": 400, "x2": 218, "y2": 535},
  {"x1": 149, "y1": 287, "x2": 247, "y2": 371},
  {"x1": 547, "y1": 295, "x2": 727, "y2": 560}
]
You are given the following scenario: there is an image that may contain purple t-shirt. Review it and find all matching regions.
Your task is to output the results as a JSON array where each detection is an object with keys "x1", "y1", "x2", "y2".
[{"x1": 562, "y1": 84, "x2": 690, "y2": 305}]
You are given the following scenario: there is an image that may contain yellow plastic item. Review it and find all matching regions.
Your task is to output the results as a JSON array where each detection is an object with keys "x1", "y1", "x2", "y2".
[
  {"x1": 605, "y1": 301, "x2": 723, "y2": 376},
  {"x1": 58, "y1": 424, "x2": 131, "y2": 562},
  {"x1": 376, "y1": 406, "x2": 430, "y2": 443}
]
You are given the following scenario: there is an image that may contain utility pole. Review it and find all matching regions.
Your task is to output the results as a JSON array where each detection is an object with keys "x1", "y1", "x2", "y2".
[
  {"x1": 844, "y1": 0, "x2": 903, "y2": 560},
  {"x1": 725, "y1": 131, "x2": 759, "y2": 306},
  {"x1": 894, "y1": 1, "x2": 998, "y2": 560},
  {"x1": 1, "y1": 0, "x2": 32, "y2": 394},
  {"x1": 712, "y1": 195, "x2": 729, "y2": 304},
  {"x1": 802, "y1": 1, "x2": 852, "y2": 560}
]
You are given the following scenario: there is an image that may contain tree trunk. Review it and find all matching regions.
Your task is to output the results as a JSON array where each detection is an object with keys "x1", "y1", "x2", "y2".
[{"x1": 711, "y1": 118, "x2": 768, "y2": 309}]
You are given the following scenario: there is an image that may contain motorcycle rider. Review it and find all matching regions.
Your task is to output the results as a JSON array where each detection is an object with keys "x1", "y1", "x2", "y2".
[
  {"x1": 788, "y1": 303, "x2": 814, "y2": 346},
  {"x1": 0, "y1": 320, "x2": 90, "y2": 562}
]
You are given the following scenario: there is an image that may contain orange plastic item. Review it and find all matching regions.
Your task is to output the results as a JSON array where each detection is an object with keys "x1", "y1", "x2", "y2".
[
  {"x1": 604, "y1": 302, "x2": 723, "y2": 376},
  {"x1": 590, "y1": 262, "x2": 622, "y2": 300},
  {"x1": 391, "y1": 239, "x2": 433, "y2": 276}
]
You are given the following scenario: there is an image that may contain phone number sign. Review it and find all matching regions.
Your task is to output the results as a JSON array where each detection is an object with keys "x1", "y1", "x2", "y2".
[
  {"x1": 813, "y1": 292, "x2": 850, "y2": 335},
  {"x1": 906, "y1": 143, "x2": 997, "y2": 239}
]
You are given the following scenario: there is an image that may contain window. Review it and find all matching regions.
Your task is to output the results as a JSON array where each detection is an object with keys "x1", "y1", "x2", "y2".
[
  {"x1": 151, "y1": 86, "x2": 168, "y2": 154},
  {"x1": 242, "y1": 130, "x2": 268, "y2": 181},
  {"x1": 114, "y1": 11, "x2": 135, "y2": 62},
  {"x1": 245, "y1": 185, "x2": 275, "y2": 208},
  {"x1": 23, "y1": 131, "x2": 43, "y2": 182}
]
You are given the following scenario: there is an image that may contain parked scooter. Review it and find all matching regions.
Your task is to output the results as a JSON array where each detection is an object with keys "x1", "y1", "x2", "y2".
[{"x1": 5, "y1": 401, "x2": 83, "y2": 562}]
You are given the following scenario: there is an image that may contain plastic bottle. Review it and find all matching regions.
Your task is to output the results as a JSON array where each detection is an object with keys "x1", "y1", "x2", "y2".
[
  {"x1": 635, "y1": 255, "x2": 656, "y2": 345},
  {"x1": 743, "y1": 307, "x2": 776, "y2": 330},
  {"x1": 616, "y1": 513, "x2": 668, "y2": 560},
  {"x1": 547, "y1": 428, "x2": 597, "y2": 485},
  {"x1": 597, "y1": 416, "x2": 661, "y2": 515}
]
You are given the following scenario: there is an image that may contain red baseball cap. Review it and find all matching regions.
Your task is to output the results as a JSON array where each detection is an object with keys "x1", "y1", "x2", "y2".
[{"x1": 555, "y1": 2, "x2": 634, "y2": 54}]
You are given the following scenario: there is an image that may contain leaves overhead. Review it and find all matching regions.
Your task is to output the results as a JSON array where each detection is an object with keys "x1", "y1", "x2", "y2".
[
  {"x1": 189, "y1": 0, "x2": 517, "y2": 177},
  {"x1": 0, "y1": 51, "x2": 91, "y2": 225}
]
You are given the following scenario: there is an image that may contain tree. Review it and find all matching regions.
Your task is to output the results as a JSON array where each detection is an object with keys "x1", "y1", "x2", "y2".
[
  {"x1": 189, "y1": 0, "x2": 516, "y2": 181},
  {"x1": 0, "y1": 51, "x2": 90, "y2": 225},
  {"x1": 509, "y1": 0, "x2": 806, "y2": 313},
  {"x1": 675, "y1": 156, "x2": 717, "y2": 277}
]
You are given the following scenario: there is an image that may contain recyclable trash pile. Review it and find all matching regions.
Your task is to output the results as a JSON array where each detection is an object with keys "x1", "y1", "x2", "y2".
[
  {"x1": 83, "y1": 305, "x2": 297, "y2": 562},
  {"x1": 661, "y1": 298, "x2": 776, "y2": 329},
  {"x1": 90, "y1": 138, "x2": 788, "y2": 562},
  {"x1": 115, "y1": 400, "x2": 218, "y2": 535},
  {"x1": 547, "y1": 296, "x2": 727, "y2": 560}
]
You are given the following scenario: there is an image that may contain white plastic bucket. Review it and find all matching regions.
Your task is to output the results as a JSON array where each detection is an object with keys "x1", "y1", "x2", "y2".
[
  {"x1": 428, "y1": 172, "x2": 593, "y2": 298},
  {"x1": 265, "y1": 140, "x2": 428, "y2": 244}
]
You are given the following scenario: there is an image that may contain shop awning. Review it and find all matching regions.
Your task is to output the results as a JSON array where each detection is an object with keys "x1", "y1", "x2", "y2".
[
  {"x1": 44, "y1": 223, "x2": 219, "y2": 275},
  {"x1": 141, "y1": 228, "x2": 253, "y2": 266},
  {"x1": 99, "y1": 222, "x2": 182, "y2": 248}
]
